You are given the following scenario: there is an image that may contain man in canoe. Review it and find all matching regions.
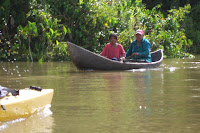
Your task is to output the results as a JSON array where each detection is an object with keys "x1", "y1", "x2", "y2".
[
  {"x1": 100, "y1": 33, "x2": 126, "y2": 61},
  {"x1": 125, "y1": 29, "x2": 152, "y2": 62}
]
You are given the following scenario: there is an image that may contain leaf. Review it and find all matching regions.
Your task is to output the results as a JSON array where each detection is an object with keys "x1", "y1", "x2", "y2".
[
  {"x1": 79, "y1": 0, "x2": 83, "y2": 5},
  {"x1": 63, "y1": 26, "x2": 67, "y2": 35},
  {"x1": 33, "y1": 27, "x2": 38, "y2": 36},
  {"x1": 68, "y1": 28, "x2": 71, "y2": 34},
  {"x1": 50, "y1": 28, "x2": 54, "y2": 36},
  {"x1": 26, "y1": 11, "x2": 31, "y2": 17},
  {"x1": 56, "y1": 40, "x2": 59, "y2": 46},
  {"x1": 39, "y1": 58, "x2": 43, "y2": 63}
]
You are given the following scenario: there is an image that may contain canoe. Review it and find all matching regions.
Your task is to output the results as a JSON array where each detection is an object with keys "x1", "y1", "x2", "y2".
[
  {"x1": 67, "y1": 42, "x2": 163, "y2": 70},
  {"x1": 0, "y1": 88, "x2": 54, "y2": 122}
]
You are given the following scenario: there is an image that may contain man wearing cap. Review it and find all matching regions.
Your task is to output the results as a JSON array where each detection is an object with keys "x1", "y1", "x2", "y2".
[{"x1": 125, "y1": 29, "x2": 152, "y2": 62}]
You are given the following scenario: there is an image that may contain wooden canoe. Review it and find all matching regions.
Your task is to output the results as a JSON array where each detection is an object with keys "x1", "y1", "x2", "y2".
[
  {"x1": 0, "y1": 89, "x2": 54, "y2": 122},
  {"x1": 67, "y1": 42, "x2": 163, "y2": 70}
]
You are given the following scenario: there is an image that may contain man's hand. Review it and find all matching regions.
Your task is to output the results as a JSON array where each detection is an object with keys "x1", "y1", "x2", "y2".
[
  {"x1": 131, "y1": 52, "x2": 139, "y2": 57},
  {"x1": 125, "y1": 52, "x2": 139, "y2": 59},
  {"x1": 120, "y1": 57, "x2": 125, "y2": 61}
]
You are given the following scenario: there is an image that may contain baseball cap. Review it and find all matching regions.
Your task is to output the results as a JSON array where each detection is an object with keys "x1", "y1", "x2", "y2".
[{"x1": 135, "y1": 30, "x2": 144, "y2": 35}]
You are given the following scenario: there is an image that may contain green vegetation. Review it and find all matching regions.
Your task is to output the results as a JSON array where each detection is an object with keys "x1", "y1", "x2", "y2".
[
  {"x1": 0, "y1": 0, "x2": 199, "y2": 62},
  {"x1": 143, "y1": 0, "x2": 200, "y2": 54}
]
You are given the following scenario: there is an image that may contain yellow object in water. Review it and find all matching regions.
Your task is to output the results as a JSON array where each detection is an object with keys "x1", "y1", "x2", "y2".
[{"x1": 0, "y1": 89, "x2": 54, "y2": 122}]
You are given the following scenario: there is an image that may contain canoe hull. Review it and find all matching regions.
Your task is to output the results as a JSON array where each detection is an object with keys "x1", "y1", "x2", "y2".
[
  {"x1": 67, "y1": 42, "x2": 163, "y2": 70},
  {"x1": 0, "y1": 89, "x2": 54, "y2": 122}
]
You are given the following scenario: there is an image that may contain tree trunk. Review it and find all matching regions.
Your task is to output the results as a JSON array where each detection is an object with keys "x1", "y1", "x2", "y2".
[{"x1": 28, "y1": 36, "x2": 33, "y2": 62}]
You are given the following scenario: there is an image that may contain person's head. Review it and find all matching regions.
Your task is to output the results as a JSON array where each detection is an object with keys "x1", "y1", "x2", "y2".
[
  {"x1": 109, "y1": 33, "x2": 118, "y2": 44},
  {"x1": 135, "y1": 29, "x2": 144, "y2": 42}
]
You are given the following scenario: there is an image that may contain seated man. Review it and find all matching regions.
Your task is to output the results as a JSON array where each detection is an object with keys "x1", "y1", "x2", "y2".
[{"x1": 126, "y1": 29, "x2": 152, "y2": 62}]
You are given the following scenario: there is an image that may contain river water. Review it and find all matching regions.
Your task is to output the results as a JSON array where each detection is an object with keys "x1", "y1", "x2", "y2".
[{"x1": 0, "y1": 57, "x2": 200, "y2": 133}]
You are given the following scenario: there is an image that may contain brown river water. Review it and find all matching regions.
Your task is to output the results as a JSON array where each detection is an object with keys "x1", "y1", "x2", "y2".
[{"x1": 0, "y1": 57, "x2": 200, "y2": 133}]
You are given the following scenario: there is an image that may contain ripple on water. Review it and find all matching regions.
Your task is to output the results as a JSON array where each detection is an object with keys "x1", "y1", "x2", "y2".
[{"x1": 0, "y1": 105, "x2": 53, "y2": 132}]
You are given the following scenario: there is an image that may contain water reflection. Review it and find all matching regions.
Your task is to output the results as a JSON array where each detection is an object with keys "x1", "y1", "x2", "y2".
[
  {"x1": 92, "y1": 70, "x2": 163, "y2": 132},
  {"x1": 103, "y1": 72, "x2": 124, "y2": 113},
  {"x1": 103, "y1": 72, "x2": 124, "y2": 90},
  {"x1": 134, "y1": 71, "x2": 152, "y2": 109}
]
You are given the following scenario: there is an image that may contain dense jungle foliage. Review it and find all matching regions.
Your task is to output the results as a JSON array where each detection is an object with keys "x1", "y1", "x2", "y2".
[{"x1": 0, "y1": 0, "x2": 199, "y2": 62}]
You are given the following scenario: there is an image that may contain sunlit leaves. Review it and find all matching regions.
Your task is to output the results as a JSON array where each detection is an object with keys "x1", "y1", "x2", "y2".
[
  {"x1": 28, "y1": 21, "x2": 38, "y2": 36},
  {"x1": 63, "y1": 26, "x2": 67, "y2": 35}
]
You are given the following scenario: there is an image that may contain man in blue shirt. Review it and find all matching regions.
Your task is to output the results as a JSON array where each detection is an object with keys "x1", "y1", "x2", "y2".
[{"x1": 126, "y1": 29, "x2": 152, "y2": 62}]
